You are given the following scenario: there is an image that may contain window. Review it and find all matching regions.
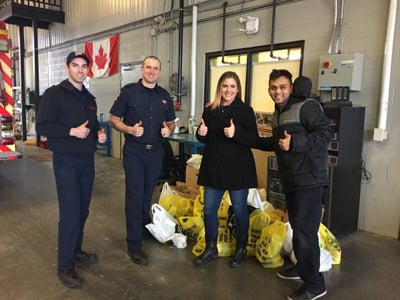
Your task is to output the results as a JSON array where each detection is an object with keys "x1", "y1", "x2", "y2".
[{"x1": 204, "y1": 41, "x2": 304, "y2": 113}]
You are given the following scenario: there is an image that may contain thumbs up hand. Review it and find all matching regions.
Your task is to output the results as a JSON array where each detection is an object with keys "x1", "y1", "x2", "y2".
[
  {"x1": 97, "y1": 128, "x2": 107, "y2": 143},
  {"x1": 70, "y1": 120, "x2": 90, "y2": 139},
  {"x1": 198, "y1": 118, "x2": 208, "y2": 136},
  {"x1": 131, "y1": 120, "x2": 144, "y2": 137},
  {"x1": 161, "y1": 121, "x2": 171, "y2": 138},
  {"x1": 224, "y1": 119, "x2": 235, "y2": 138},
  {"x1": 279, "y1": 130, "x2": 291, "y2": 151}
]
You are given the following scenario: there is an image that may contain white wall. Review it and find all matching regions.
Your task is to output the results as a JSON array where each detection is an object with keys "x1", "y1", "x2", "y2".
[{"x1": 8, "y1": 0, "x2": 399, "y2": 239}]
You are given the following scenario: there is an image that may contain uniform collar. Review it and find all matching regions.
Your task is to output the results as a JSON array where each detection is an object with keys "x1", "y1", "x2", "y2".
[
  {"x1": 138, "y1": 79, "x2": 162, "y2": 94},
  {"x1": 61, "y1": 79, "x2": 89, "y2": 94}
]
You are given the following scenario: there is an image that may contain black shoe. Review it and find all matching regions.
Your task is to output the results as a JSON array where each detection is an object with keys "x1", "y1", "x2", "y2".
[
  {"x1": 287, "y1": 286, "x2": 327, "y2": 300},
  {"x1": 75, "y1": 250, "x2": 98, "y2": 265},
  {"x1": 193, "y1": 246, "x2": 218, "y2": 266},
  {"x1": 277, "y1": 266, "x2": 301, "y2": 280},
  {"x1": 57, "y1": 269, "x2": 81, "y2": 288},
  {"x1": 127, "y1": 249, "x2": 148, "y2": 265},
  {"x1": 229, "y1": 247, "x2": 247, "y2": 268}
]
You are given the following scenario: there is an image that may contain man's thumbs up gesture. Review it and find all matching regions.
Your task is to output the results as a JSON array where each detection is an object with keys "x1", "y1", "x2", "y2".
[{"x1": 70, "y1": 120, "x2": 90, "y2": 139}]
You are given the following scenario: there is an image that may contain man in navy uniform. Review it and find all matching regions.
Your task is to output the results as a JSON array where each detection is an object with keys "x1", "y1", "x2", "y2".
[
  {"x1": 37, "y1": 51, "x2": 107, "y2": 288},
  {"x1": 109, "y1": 56, "x2": 176, "y2": 265}
]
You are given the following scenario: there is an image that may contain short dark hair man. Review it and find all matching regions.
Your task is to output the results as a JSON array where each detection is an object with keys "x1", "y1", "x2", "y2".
[
  {"x1": 253, "y1": 69, "x2": 333, "y2": 300},
  {"x1": 36, "y1": 51, "x2": 107, "y2": 288}
]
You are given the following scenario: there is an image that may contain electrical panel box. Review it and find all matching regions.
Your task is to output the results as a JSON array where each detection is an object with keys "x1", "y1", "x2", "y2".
[{"x1": 318, "y1": 52, "x2": 364, "y2": 91}]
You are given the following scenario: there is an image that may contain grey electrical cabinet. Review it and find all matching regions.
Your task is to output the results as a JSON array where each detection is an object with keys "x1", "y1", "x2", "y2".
[{"x1": 318, "y1": 53, "x2": 364, "y2": 91}]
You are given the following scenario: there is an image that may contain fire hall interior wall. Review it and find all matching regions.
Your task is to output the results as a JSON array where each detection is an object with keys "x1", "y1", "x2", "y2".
[{"x1": 6, "y1": 0, "x2": 400, "y2": 239}]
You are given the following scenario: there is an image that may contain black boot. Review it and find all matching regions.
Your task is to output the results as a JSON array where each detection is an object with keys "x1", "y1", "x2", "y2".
[
  {"x1": 193, "y1": 239, "x2": 218, "y2": 266},
  {"x1": 229, "y1": 238, "x2": 248, "y2": 268}
]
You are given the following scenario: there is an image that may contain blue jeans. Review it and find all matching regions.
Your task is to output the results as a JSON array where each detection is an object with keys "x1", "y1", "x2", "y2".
[
  {"x1": 203, "y1": 187, "x2": 249, "y2": 241},
  {"x1": 286, "y1": 187, "x2": 325, "y2": 293}
]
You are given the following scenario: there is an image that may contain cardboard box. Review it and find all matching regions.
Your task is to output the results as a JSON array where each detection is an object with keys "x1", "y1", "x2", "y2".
[{"x1": 186, "y1": 166, "x2": 199, "y2": 190}]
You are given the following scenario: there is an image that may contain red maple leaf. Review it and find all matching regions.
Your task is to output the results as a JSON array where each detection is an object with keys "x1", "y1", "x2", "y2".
[{"x1": 95, "y1": 45, "x2": 108, "y2": 69}]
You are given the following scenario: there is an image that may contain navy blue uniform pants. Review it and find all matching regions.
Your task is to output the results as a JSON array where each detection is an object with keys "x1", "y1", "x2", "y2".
[
  {"x1": 53, "y1": 152, "x2": 95, "y2": 271},
  {"x1": 123, "y1": 142, "x2": 164, "y2": 251},
  {"x1": 285, "y1": 187, "x2": 326, "y2": 293}
]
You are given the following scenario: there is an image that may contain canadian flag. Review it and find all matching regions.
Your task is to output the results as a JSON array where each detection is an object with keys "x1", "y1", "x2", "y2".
[{"x1": 85, "y1": 34, "x2": 119, "y2": 78}]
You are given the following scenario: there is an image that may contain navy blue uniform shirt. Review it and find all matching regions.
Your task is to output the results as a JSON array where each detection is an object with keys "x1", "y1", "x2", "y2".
[
  {"x1": 36, "y1": 79, "x2": 100, "y2": 154},
  {"x1": 109, "y1": 79, "x2": 176, "y2": 144}
]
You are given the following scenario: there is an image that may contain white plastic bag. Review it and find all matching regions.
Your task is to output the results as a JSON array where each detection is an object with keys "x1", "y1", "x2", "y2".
[
  {"x1": 319, "y1": 248, "x2": 333, "y2": 272},
  {"x1": 159, "y1": 182, "x2": 178, "y2": 201},
  {"x1": 186, "y1": 154, "x2": 202, "y2": 169},
  {"x1": 281, "y1": 222, "x2": 293, "y2": 256},
  {"x1": 172, "y1": 233, "x2": 187, "y2": 249},
  {"x1": 289, "y1": 248, "x2": 332, "y2": 272},
  {"x1": 289, "y1": 231, "x2": 333, "y2": 272},
  {"x1": 247, "y1": 188, "x2": 264, "y2": 209},
  {"x1": 145, "y1": 204, "x2": 178, "y2": 243},
  {"x1": 145, "y1": 223, "x2": 170, "y2": 243}
]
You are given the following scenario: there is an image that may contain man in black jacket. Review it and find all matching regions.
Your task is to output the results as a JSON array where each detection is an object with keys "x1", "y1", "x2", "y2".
[
  {"x1": 36, "y1": 51, "x2": 106, "y2": 288},
  {"x1": 253, "y1": 70, "x2": 333, "y2": 300}
]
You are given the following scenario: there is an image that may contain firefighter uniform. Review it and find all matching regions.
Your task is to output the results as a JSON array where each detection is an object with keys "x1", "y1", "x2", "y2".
[
  {"x1": 109, "y1": 79, "x2": 176, "y2": 252},
  {"x1": 37, "y1": 79, "x2": 100, "y2": 272}
]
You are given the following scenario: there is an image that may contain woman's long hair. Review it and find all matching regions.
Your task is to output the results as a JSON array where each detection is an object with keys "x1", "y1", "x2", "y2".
[{"x1": 207, "y1": 71, "x2": 242, "y2": 110}]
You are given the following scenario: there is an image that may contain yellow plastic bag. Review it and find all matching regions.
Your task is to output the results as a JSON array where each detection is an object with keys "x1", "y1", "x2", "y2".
[
  {"x1": 217, "y1": 227, "x2": 236, "y2": 257},
  {"x1": 159, "y1": 193, "x2": 193, "y2": 220},
  {"x1": 255, "y1": 220, "x2": 286, "y2": 268},
  {"x1": 191, "y1": 188, "x2": 231, "y2": 226},
  {"x1": 193, "y1": 191, "x2": 204, "y2": 217},
  {"x1": 247, "y1": 209, "x2": 271, "y2": 256},
  {"x1": 192, "y1": 228, "x2": 206, "y2": 256},
  {"x1": 319, "y1": 223, "x2": 341, "y2": 264},
  {"x1": 179, "y1": 215, "x2": 204, "y2": 235},
  {"x1": 190, "y1": 189, "x2": 234, "y2": 257}
]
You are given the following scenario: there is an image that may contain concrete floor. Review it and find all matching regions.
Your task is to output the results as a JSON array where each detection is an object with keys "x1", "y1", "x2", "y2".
[{"x1": 0, "y1": 142, "x2": 399, "y2": 300}]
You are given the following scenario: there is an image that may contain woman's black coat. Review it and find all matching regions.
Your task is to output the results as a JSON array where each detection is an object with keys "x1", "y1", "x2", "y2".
[{"x1": 196, "y1": 98, "x2": 259, "y2": 190}]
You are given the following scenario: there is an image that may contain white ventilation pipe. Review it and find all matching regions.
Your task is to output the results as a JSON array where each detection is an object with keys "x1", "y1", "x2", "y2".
[
  {"x1": 328, "y1": 0, "x2": 339, "y2": 54},
  {"x1": 189, "y1": 5, "x2": 198, "y2": 125},
  {"x1": 328, "y1": 0, "x2": 345, "y2": 54},
  {"x1": 374, "y1": 0, "x2": 397, "y2": 141}
]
